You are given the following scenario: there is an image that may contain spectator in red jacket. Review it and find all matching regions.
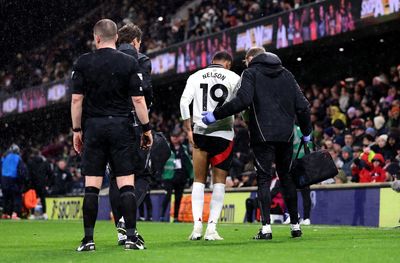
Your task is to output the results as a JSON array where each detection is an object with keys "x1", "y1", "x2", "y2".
[{"x1": 370, "y1": 153, "x2": 387, "y2": 182}]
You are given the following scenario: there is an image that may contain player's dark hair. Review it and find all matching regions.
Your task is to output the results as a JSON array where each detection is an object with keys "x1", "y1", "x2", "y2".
[
  {"x1": 212, "y1": 51, "x2": 233, "y2": 63},
  {"x1": 118, "y1": 23, "x2": 143, "y2": 45},
  {"x1": 93, "y1": 19, "x2": 117, "y2": 41}
]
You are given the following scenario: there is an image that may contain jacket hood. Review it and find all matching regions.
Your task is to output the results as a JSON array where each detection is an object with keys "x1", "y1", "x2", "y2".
[
  {"x1": 249, "y1": 52, "x2": 283, "y2": 77},
  {"x1": 117, "y1": 43, "x2": 138, "y2": 58},
  {"x1": 372, "y1": 153, "x2": 385, "y2": 164}
]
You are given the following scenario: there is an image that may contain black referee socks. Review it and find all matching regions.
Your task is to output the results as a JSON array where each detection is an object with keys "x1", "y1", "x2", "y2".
[
  {"x1": 83, "y1": 186, "x2": 100, "y2": 241},
  {"x1": 119, "y1": 185, "x2": 137, "y2": 239}
]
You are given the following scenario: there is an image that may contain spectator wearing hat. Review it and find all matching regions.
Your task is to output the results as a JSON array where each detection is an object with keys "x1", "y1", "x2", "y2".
[
  {"x1": 365, "y1": 127, "x2": 377, "y2": 138},
  {"x1": 372, "y1": 135, "x2": 393, "y2": 161},
  {"x1": 329, "y1": 106, "x2": 347, "y2": 126},
  {"x1": 347, "y1": 107, "x2": 357, "y2": 122},
  {"x1": 341, "y1": 146, "x2": 354, "y2": 180},
  {"x1": 374, "y1": 116, "x2": 387, "y2": 136},
  {"x1": 370, "y1": 154, "x2": 387, "y2": 182}
]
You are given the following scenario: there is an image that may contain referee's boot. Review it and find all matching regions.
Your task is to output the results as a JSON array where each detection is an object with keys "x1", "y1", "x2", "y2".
[
  {"x1": 135, "y1": 229, "x2": 145, "y2": 245},
  {"x1": 124, "y1": 237, "x2": 146, "y2": 250},
  {"x1": 117, "y1": 221, "x2": 127, "y2": 245},
  {"x1": 291, "y1": 223, "x2": 302, "y2": 238},
  {"x1": 76, "y1": 238, "x2": 95, "y2": 252},
  {"x1": 253, "y1": 229, "x2": 272, "y2": 240}
]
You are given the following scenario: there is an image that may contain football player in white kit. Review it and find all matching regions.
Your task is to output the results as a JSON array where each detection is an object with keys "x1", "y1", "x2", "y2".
[{"x1": 180, "y1": 51, "x2": 240, "y2": 240}]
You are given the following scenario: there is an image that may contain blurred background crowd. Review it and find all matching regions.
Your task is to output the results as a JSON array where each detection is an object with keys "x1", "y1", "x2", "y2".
[
  {"x1": 0, "y1": 0, "x2": 314, "y2": 96},
  {"x1": 2, "y1": 62, "x2": 399, "y2": 198}
]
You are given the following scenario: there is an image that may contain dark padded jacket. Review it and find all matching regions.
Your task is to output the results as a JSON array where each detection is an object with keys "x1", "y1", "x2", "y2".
[
  {"x1": 118, "y1": 43, "x2": 153, "y2": 107},
  {"x1": 214, "y1": 52, "x2": 312, "y2": 144}
]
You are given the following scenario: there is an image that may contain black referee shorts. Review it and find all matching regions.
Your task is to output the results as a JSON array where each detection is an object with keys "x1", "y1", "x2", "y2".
[
  {"x1": 82, "y1": 116, "x2": 137, "y2": 177},
  {"x1": 193, "y1": 133, "x2": 233, "y2": 171}
]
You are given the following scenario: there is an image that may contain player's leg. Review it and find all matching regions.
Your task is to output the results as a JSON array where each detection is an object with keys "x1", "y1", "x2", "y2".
[
  {"x1": 76, "y1": 118, "x2": 108, "y2": 252},
  {"x1": 275, "y1": 142, "x2": 301, "y2": 238},
  {"x1": 204, "y1": 137, "x2": 233, "y2": 240},
  {"x1": 76, "y1": 175, "x2": 102, "y2": 252},
  {"x1": 204, "y1": 167, "x2": 227, "y2": 240},
  {"x1": 189, "y1": 146, "x2": 208, "y2": 240},
  {"x1": 115, "y1": 175, "x2": 144, "y2": 249},
  {"x1": 252, "y1": 143, "x2": 275, "y2": 240}
]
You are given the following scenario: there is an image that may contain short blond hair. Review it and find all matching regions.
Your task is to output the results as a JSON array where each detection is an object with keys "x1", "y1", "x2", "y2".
[{"x1": 93, "y1": 19, "x2": 117, "y2": 41}]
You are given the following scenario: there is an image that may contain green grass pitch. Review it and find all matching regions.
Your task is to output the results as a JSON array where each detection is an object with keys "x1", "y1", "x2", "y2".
[{"x1": 0, "y1": 220, "x2": 399, "y2": 263}]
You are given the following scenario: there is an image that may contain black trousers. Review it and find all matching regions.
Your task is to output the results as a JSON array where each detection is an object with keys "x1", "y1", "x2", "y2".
[
  {"x1": 139, "y1": 192, "x2": 153, "y2": 219},
  {"x1": 161, "y1": 180, "x2": 185, "y2": 220},
  {"x1": 31, "y1": 184, "x2": 47, "y2": 214},
  {"x1": 300, "y1": 187, "x2": 311, "y2": 220},
  {"x1": 1, "y1": 176, "x2": 22, "y2": 216},
  {"x1": 109, "y1": 176, "x2": 150, "y2": 226},
  {"x1": 253, "y1": 141, "x2": 299, "y2": 225},
  {"x1": 245, "y1": 197, "x2": 284, "y2": 223}
]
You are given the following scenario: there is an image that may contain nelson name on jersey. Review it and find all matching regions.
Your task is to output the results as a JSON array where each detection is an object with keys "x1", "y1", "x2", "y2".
[{"x1": 202, "y1": 71, "x2": 226, "y2": 81}]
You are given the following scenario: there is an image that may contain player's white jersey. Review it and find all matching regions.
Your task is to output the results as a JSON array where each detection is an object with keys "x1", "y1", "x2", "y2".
[{"x1": 180, "y1": 64, "x2": 240, "y2": 141}]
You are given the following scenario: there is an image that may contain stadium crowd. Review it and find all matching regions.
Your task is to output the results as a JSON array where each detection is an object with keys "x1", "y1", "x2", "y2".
[
  {"x1": 2, "y1": 62, "x2": 399, "y2": 210},
  {"x1": 0, "y1": 0, "x2": 316, "y2": 95}
]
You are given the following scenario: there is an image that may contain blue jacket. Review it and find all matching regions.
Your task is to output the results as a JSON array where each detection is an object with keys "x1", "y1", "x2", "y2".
[{"x1": 1, "y1": 153, "x2": 21, "y2": 178}]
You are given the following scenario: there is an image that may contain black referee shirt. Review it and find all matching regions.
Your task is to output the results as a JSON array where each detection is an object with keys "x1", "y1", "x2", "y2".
[{"x1": 71, "y1": 47, "x2": 143, "y2": 119}]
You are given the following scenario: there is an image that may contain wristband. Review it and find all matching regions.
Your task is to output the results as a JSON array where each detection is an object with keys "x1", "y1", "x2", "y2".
[
  {"x1": 141, "y1": 122, "x2": 151, "y2": 133},
  {"x1": 72, "y1": 127, "x2": 82, "y2": 132}
]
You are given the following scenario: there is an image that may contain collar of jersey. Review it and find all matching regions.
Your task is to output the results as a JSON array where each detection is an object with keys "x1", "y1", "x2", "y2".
[{"x1": 207, "y1": 64, "x2": 224, "y2": 68}]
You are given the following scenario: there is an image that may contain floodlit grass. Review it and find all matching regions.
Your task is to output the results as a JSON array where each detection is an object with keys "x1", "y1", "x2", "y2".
[{"x1": 0, "y1": 220, "x2": 399, "y2": 263}]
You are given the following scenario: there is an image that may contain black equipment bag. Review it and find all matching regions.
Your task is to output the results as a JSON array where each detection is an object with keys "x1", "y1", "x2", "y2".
[
  {"x1": 148, "y1": 132, "x2": 171, "y2": 182},
  {"x1": 290, "y1": 140, "x2": 338, "y2": 188}
]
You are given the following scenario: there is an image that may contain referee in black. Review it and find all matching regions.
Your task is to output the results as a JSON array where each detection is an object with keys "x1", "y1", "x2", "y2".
[{"x1": 71, "y1": 19, "x2": 152, "y2": 251}]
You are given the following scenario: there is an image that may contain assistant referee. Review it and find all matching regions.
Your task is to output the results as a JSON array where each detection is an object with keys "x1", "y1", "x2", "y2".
[{"x1": 71, "y1": 19, "x2": 152, "y2": 251}]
